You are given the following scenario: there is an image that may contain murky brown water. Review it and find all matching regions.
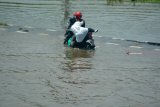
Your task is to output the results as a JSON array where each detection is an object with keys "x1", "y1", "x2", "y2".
[{"x1": 0, "y1": 0, "x2": 160, "y2": 107}]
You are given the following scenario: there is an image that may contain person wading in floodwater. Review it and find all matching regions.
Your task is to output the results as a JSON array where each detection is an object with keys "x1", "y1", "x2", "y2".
[{"x1": 64, "y1": 11, "x2": 85, "y2": 44}]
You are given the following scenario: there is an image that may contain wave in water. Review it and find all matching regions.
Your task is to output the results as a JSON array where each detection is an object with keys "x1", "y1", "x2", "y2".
[{"x1": 111, "y1": 37, "x2": 160, "y2": 46}]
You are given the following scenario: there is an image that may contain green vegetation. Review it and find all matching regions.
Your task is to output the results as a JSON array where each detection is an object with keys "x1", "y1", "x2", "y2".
[
  {"x1": 144, "y1": 0, "x2": 160, "y2": 3},
  {"x1": 126, "y1": 0, "x2": 160, "y2": 2},
  {"x1": 106, "y1": 0, "x2": 160, "y2": 5}
]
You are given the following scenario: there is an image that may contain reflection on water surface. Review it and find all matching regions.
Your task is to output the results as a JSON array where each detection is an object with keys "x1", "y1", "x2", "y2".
[
  {"x1": 0, "y1": 0, "x2": 160, "y2": 107},
  {"x1": 62, "y1": 47, "x2": 95, "y2": 72}
]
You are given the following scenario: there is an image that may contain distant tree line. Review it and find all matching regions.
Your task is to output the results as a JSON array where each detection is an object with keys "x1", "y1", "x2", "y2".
[{"x1": 106, "y1": 0, "x2": 160, "y2": 5}]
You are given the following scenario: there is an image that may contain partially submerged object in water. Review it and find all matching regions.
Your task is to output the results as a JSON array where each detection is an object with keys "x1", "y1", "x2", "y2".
[{"x1": 18, "y1": 27, "x2": 29, "y2": 32}]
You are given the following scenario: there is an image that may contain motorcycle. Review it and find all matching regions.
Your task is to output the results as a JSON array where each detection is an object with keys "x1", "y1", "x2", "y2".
[{"x1": 64, "y1": 29, "x2": 97, "y2": 50}]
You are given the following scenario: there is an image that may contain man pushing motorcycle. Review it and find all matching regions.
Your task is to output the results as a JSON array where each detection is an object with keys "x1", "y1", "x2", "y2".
[
  {"x1": 64, "y1": 11, "x2": 98, "y2": 48},
  {"x1": 64, "y1": 11, "x2": 85, "y2": 44}
]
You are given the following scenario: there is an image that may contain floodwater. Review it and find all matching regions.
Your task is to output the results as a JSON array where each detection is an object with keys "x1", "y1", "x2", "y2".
[{"x1": 0, "y1": 0, "x2": 160, "y2": 107}]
